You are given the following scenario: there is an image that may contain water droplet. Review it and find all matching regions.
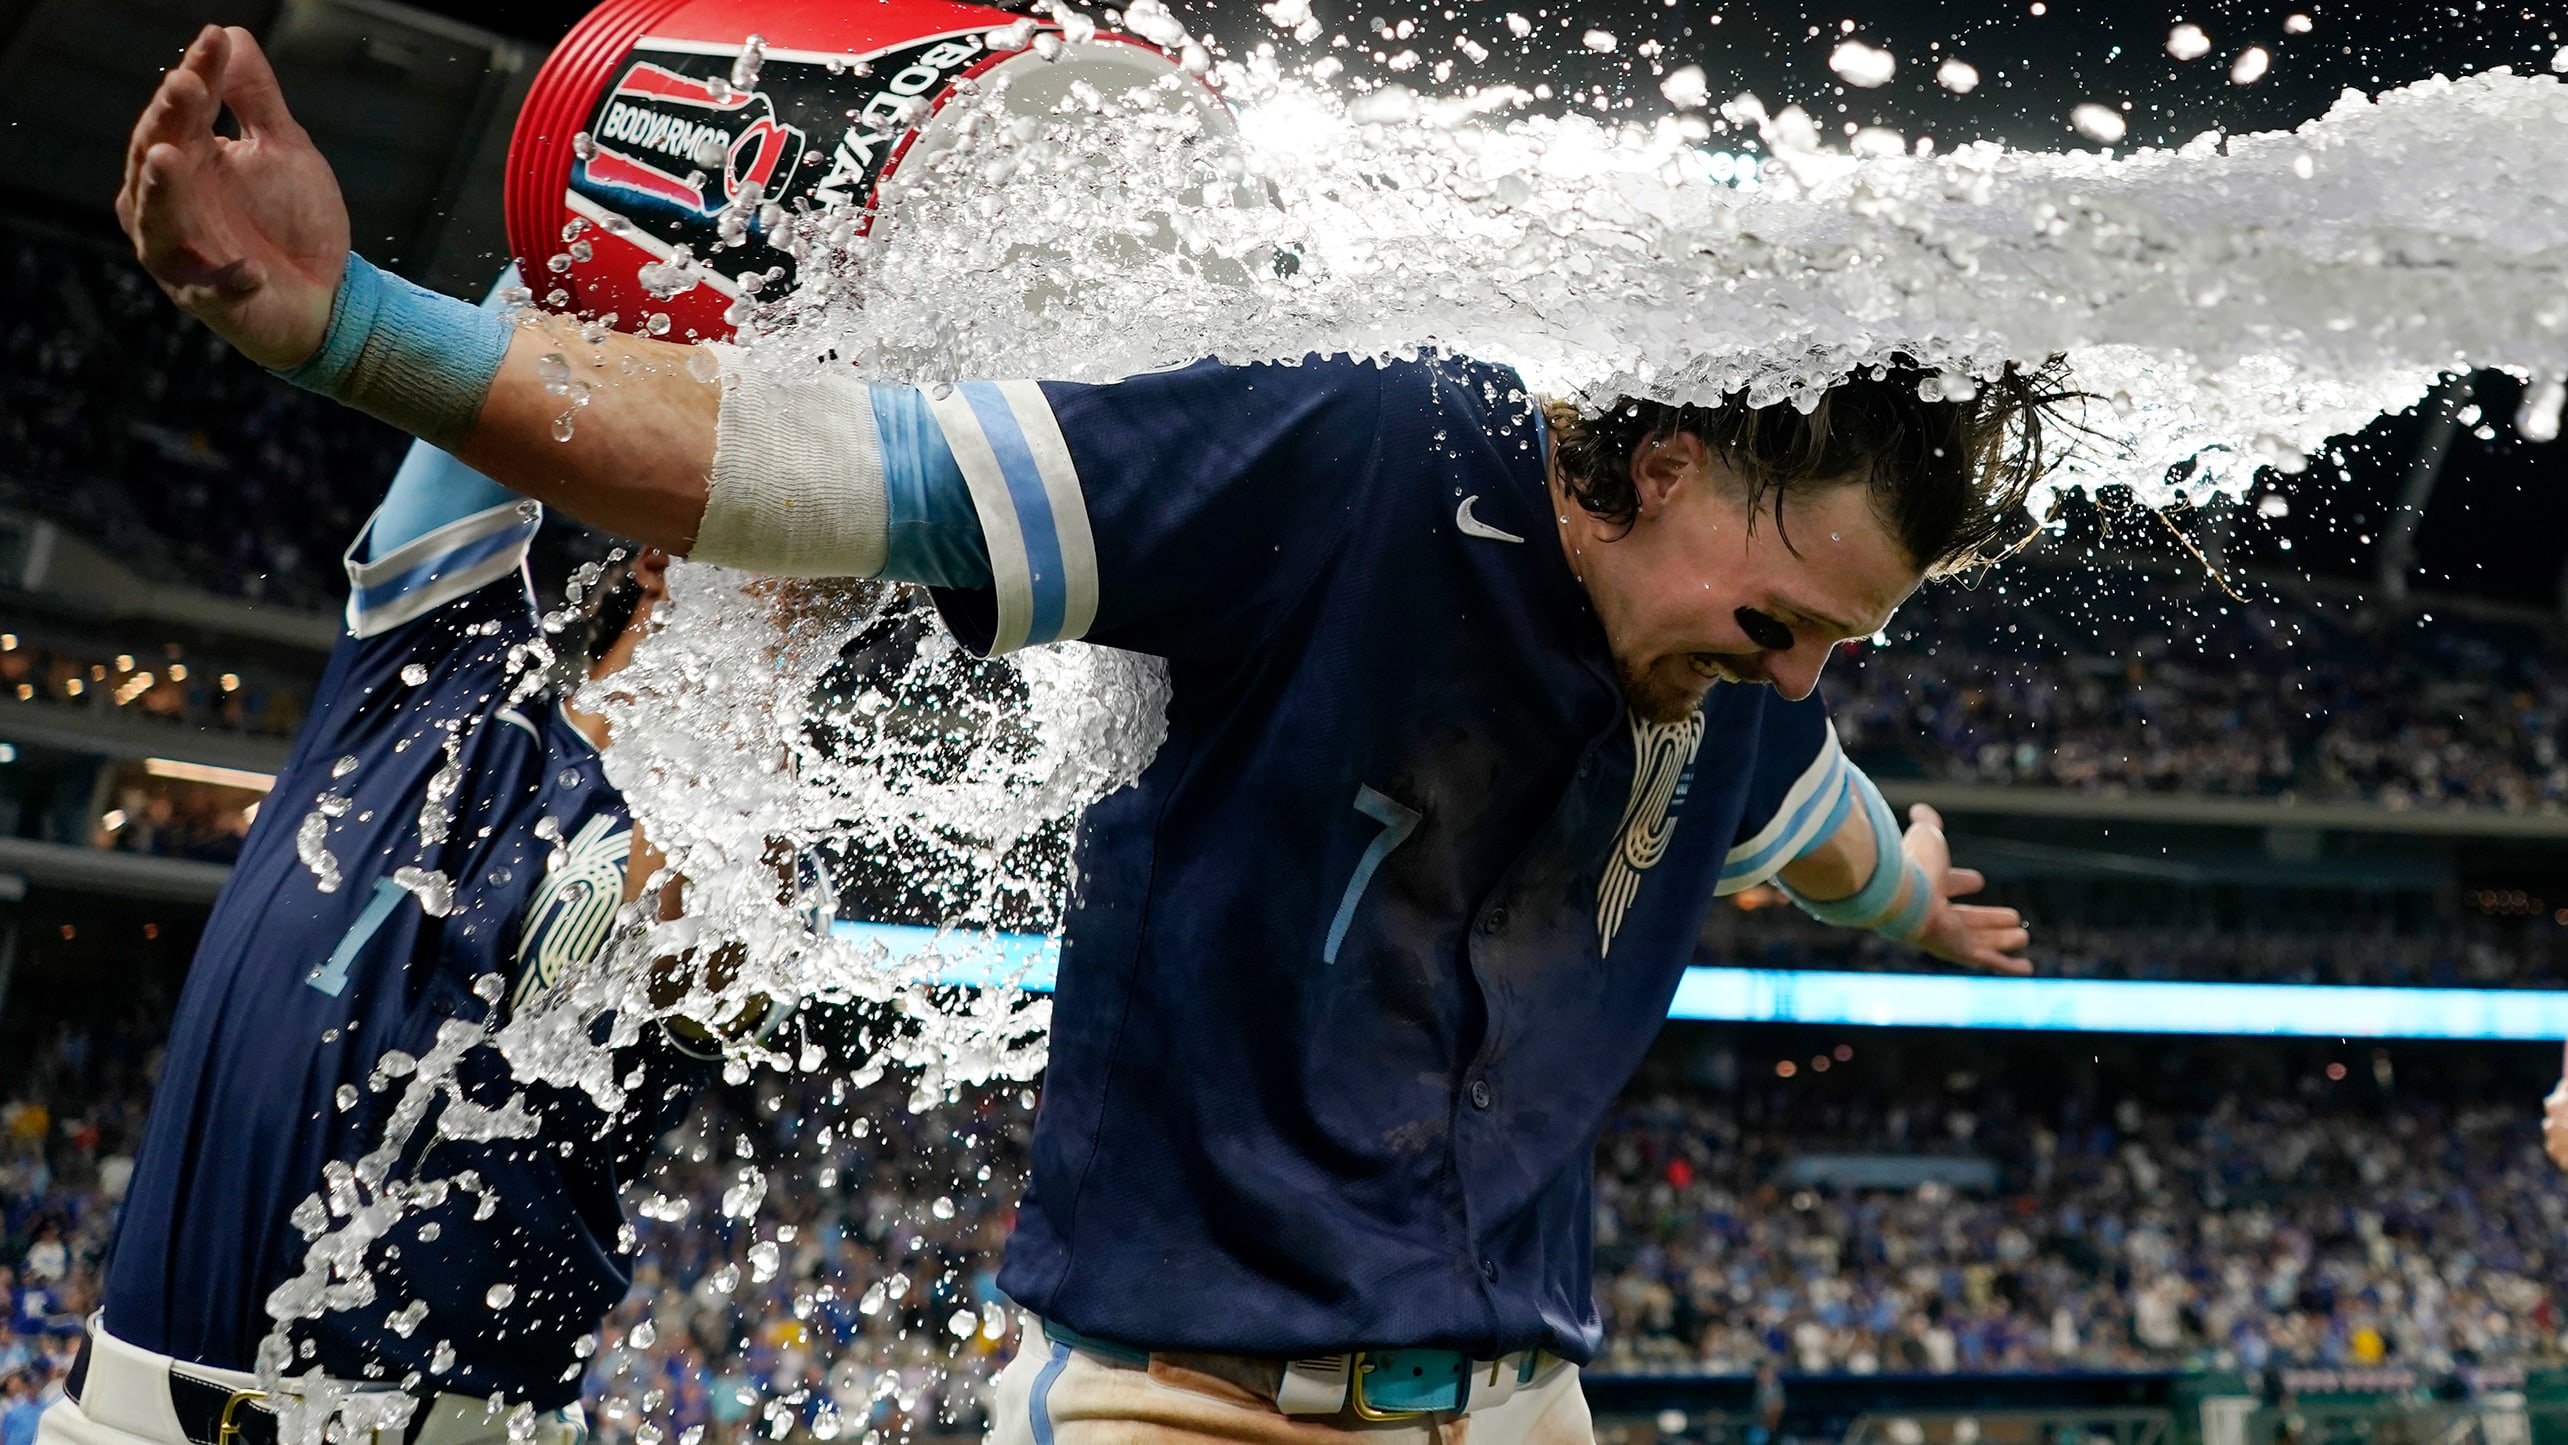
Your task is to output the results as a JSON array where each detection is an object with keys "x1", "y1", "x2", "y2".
[{"x1": 2518, "y1": 375, "x2": 2566, "y2": 443}]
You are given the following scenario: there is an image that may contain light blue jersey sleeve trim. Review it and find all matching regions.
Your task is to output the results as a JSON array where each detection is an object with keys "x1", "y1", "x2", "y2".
[
  {"x1": 364, "y1": 266, "x2": 526, "y2": 562},
  {"x1": 342, "y1": 501, "x2": 539, "y2": 639},
  {"x1": 1715, "y1": 725, "x2": 1852, "y2": 895},
  {"x1": 369, "y1": 443, "x2": 521, "y2": 561},
  {"x1": 870, "y1": 383, "x2": 992, "y2": 589},
  {"x1": 925, "y1": 381, "x2": 1100, "y2": 654}
]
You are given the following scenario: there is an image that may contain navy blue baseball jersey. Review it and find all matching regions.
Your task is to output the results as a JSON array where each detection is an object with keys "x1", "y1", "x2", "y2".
[
  {"x1": 918, "y1": 357, "x2": 1852, "y2": 1361},
  {"x1": 105, "y1": 495, "x2": 708, "y2": 1406}
]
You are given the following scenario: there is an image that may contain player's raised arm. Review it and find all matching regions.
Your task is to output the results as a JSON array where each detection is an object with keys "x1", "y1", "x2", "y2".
[{"x1": 123, "y1": 25, "x2": 721, "y2": 553}]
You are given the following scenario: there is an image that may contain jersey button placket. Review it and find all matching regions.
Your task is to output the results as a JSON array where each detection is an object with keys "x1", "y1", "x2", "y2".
[{"x1": 1478, "y1": 906, "x2": 1508, "y2": 935}]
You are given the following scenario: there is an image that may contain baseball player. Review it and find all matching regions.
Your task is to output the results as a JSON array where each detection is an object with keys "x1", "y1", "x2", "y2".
[
  {"x1": 119, "y1": 26, "x2": 2041, "y2": 1445},
  {"x1": 33, "y1": 270, "x2": 736, "y2": 1443}
]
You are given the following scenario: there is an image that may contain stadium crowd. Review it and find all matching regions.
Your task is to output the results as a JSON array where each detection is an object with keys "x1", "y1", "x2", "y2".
[
  {"x1": 580, "y1": 1071, "x2": 1027, "y2": 1443},
  {"x1": 1592, "y1": 1074, "x2": 2562, "y2": 1377},
  {"x1": 7, "y1": 1017, "x2": 2563, "y2": 1439},
  {"x1": 1826, "y1": 582, "x2": 2568, "y2": 814},
  {"x1": 0, "y1": 225, "x2": 402, "y2": 612},
  {"x1": 0, "y1": 1022, "x2": 149, "y2": 1442}
]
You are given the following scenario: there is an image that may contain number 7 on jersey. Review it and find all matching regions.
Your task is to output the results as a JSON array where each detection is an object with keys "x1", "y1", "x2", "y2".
[{"x1": 1324, "y1": 785, "x2": 1422, "y2": 964}]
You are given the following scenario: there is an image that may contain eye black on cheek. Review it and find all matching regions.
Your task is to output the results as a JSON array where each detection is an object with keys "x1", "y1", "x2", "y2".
[{"x1": 1734, "y1": 607, "x2": 1794, "y2": 651}]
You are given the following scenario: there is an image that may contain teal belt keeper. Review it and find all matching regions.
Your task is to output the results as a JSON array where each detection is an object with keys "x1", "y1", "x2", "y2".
[
  {"x1": 1359, "y1": 1350, "x2": 1474, "y2": 1413},
  {"x1": 273, "y1": 253, "x2": 515, "y2": 454},
  {"x1": 1358, "y1": 1348, "x2": 1539, "y2": 1414}
]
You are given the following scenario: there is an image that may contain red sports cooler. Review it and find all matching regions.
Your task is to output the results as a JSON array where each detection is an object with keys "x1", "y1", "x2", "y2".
[{"x1": 503, "y1": 0, "x2": 1195, "y2": 342}]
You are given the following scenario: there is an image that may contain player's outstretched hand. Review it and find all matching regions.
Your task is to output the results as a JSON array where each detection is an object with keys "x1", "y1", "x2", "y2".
[
  {"x1": 1901, "y1": 803, "x2": 2031, "y2": 975},
  {"x1": 116, "y1": 24, "x2": 347, "y2": 370}
]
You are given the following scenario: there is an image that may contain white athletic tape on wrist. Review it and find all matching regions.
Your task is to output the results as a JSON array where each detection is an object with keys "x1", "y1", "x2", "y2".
[{"x1": 694, "y1": 347, "x2": 890, "y2": 577}]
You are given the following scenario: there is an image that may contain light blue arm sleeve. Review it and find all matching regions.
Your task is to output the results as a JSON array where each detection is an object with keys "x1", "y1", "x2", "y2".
[
  {"x1": 869, "y1": 383, "x2": 992, "y2": 589},
  {"x1": 365, "y1": 266, "x2": 527, "y2": 561}
]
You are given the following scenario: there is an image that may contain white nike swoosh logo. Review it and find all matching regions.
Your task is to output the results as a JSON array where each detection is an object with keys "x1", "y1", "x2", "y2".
[{"x1": 1456, "y1": 495, "x2": 1525, "y2": 544}]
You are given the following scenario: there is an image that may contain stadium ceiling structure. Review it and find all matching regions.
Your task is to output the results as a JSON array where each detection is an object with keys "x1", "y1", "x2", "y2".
[{"x1": 0, "y1": 0, "x2": 535, "y2": 294}]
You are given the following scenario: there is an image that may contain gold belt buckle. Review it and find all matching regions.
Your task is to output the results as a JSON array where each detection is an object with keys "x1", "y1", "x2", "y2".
[
  {"x1": 1346, "y1": 1353, "x2": 1436, "y2": 1422},
  {"x1": 217, "y1": 1389, "x2": 270, "y2": 1445}
]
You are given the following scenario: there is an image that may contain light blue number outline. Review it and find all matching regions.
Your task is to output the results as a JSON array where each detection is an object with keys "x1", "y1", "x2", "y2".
[
  {"x1": 309, "y1": 877, "x2": 410, "y2": 998},
  {"x1": 1324, "y1": 785, "x2": 1423, "y2": 964}
]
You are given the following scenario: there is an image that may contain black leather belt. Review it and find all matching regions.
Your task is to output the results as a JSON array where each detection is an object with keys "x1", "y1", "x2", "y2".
[{"x1": 67, "y1": 1333, "x2": 424, "y2": 1445}]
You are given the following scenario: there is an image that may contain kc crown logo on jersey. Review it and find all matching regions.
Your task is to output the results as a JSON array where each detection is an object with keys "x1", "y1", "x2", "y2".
[
  {"x1": 511, "y1": 813, "x2": 633, "y2": 1014},
  {"x1": 1596, "y1": 712, "x2": 1706, "y2": 955}
]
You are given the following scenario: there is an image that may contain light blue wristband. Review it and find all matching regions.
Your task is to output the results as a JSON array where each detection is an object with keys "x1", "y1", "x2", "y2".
[
  {"x1": 273, "y1": 253, "x2": 514, "y2": 454},
  {"x1": 1872, "y1": 857, "x2": 1937, "y2": 942},
  {"x1": 1784, "y1": 770, "x2": 1904, "y2": 924},
  {"x1": 869, "y1": 383, "x2": 992, "y2": 588},
  {"x1": 1782, "y1": 770, "x2": 1939, "y2": 943}
]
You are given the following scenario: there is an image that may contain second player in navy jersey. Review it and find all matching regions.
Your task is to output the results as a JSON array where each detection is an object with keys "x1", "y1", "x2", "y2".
[{"x1": 41, "y1": 378, "x2": 719, "y2": 1440}]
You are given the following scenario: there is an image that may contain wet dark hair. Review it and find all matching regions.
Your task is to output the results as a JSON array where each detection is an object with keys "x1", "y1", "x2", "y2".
[
  {"x1": 1545, "y1": 356, "x2": 2086, "y2": 577},
  {"x1": 572, "y1": 549, "x2": 646, "y2": 669}
]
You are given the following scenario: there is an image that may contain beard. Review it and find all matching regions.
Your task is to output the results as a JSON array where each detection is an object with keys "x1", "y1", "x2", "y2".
[{"x1": 1618, "y1": 654, "x2": 1715, "y2": 725}]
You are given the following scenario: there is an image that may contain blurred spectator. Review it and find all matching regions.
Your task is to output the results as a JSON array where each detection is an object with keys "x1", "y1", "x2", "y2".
[{"x1": 2, "y1": 1370, "x2": 48, "y2": 1445}]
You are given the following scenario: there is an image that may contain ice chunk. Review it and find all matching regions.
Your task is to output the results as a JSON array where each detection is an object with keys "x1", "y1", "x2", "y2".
[
  {"x1": 1828, "y1": 39, "x2": 1895, "y2": 88},
  {"x1": 2072, "y1": 104, "x2": 2128, "y2": 145}
]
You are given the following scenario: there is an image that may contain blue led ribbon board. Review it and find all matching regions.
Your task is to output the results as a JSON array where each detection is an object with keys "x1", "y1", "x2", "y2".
[
  {"x1": 829, "y1": 922, "x2": 2568, "y2": 1040},
  {"x1": 1666, "y1": 968, "x2": 2568, "y2": 1040}
]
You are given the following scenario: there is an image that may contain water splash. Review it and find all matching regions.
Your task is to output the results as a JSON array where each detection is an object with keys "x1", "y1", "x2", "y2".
[{"x1": 735, "y1": 61, "x2": 2568, "y2": 519}]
